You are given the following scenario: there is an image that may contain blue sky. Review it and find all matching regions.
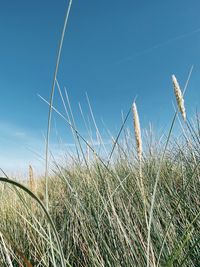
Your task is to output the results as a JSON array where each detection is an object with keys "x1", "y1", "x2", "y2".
[{"x1": 0, "y1": 0, "x2": 200, "y2": 174}]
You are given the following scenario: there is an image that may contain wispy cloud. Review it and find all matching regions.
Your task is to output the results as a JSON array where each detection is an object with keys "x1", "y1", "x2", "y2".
[
  {"x1": 0, "y1": 120, "x2": 113, "y2": 176},
  {"x1": 0, "y1": 121, "x2": 28, "y2": 141},
  {"x1": 0, "y1": 121, "x2": 44, "y2": 174}
]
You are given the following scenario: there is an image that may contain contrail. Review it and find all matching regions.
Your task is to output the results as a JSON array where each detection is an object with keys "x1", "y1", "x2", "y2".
[{"x1": 118, "y1": 27, "x2": 200, "y2": 64}]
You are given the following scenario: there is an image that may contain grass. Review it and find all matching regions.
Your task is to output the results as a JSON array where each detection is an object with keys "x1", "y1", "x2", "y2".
[
  {"x1": 0, "y1": 1, "x2": 200, "y2": 266},
  {"x1": 0, "y1": 111, "x2": 200, "y2": 266}
]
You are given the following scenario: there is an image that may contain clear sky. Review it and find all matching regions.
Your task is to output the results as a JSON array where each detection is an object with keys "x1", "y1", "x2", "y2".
[{"x1": 0, "y1": 0, "x2": 200, "y2": 175}]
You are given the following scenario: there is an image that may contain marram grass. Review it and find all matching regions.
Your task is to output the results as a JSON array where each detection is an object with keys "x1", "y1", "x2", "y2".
[
  {"x1": 0, "y1": 0, "x2": 199, "y2": 263},
  {"x1": 0, "y1": 114, "x2": 200, "y2": 266},
  {"x1": 172, "y1": 74, "x2": 186, "y2": 121},
  {"x1": 132, "y1": 102, "x2": 142, "y2": 162}
]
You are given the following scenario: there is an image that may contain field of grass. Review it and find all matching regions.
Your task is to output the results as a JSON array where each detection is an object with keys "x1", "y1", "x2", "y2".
[
  {"x1": 0, "y1": 2, "x2": 200, "y2": 266},
  {"x1": 0, "y1": 85, "x2": 200, "y2": 266}
]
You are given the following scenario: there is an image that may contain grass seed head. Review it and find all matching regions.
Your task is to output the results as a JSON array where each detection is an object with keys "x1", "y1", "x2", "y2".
[
  {"x1": 29, "y1": 165, "x2": 35, "y2": 192},
  {"x1": 132, "y1": 102, "x2": 142, "y2": 161},
  {"x1": 172, "y1": 74, "x2": 186, "y2": 121}
]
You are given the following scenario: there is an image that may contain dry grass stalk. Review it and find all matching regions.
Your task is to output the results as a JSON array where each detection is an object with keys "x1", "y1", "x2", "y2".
[
  {"x1": 132, "y1": 102, "x2": 142, "y2": 161},
  {"x1": 132, "y1": 102, "x2": 147, "y2": 224},
  {"x1": 172, "y1": 74, "x2": 186, "y2": 121},
  {"x1": 29, "y1": 165, "x2": 35, "y2": 192},
  {"x1": 0, "y1": 232, "x2": 13, "y2": 267}
]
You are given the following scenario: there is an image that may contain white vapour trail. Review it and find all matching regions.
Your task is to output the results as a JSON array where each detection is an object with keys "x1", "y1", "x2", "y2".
[{"x1": 119, "y1": 27, "x2": 200, "y2": 63}]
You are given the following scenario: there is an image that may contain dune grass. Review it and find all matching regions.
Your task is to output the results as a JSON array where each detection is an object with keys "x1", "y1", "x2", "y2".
[
  {"x1": 0, "y1": 106, "x2": 200, "y2": 266},
  {"x1": 0, "y1": 1, "x2": 199, "y2": 266}
]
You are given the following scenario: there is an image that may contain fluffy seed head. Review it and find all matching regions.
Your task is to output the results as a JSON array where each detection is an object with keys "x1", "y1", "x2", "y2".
[
  {"x1": 132, "y1": 102, "x2": 142, "y2": 161},
  {"x1": 172, "y1": 74, "x2": 186, "y2": 121}
]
